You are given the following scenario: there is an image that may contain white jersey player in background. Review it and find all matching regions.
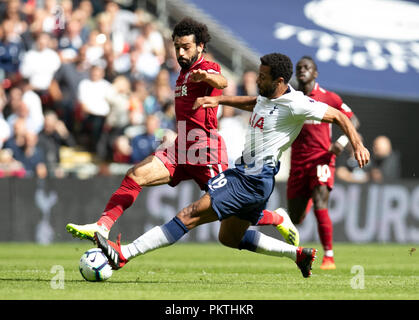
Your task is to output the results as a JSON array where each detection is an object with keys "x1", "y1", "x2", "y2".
[{"x1": 94, "y1": 53, "x2": 369, "y2": 279}]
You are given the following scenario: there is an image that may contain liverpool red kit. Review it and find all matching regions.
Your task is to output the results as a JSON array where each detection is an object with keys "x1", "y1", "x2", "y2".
[
  {"x1": 155, "y1": 56, "x2": 228, "y2": 190},
  {"x1": 287, "y1": 83, "x2": 353, "y2": 199}
]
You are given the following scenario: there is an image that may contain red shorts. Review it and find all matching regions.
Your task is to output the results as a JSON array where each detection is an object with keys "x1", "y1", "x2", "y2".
[
  {"x1": 287, "y1": 157, "x2": 335, "y2": 200},
  {"x1": 153, "y1": 137, "x2": 228, "y2": 190}
]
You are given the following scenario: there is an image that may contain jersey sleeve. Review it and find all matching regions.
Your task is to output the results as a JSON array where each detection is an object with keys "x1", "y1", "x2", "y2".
[
  {"x1": 201, "y1": 60, "x2": 221, "y2": 74},
  {"x1": 201, "y1": 61, "x2": 222, "y2": 96},
  {"x1": 290, "y1": 96, "x2": 328, "y2": 122},
  {"x1": 329, "y1": 91, "x2": 354, "y2": 119}
]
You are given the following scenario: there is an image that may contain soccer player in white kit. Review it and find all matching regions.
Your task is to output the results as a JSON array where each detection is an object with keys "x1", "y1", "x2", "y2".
[{"x1": 95, "y1": 53, "x2": 369, "y2": 278}]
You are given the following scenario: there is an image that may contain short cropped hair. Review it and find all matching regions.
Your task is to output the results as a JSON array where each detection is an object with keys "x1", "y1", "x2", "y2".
[
  {"x1": 260, "y1": 53, "x2": 293, "y2": 83},
  {"x1": 172, "y1": 17, "x2": 211, "y2": 51},
  {"x1": 298, "y1": 55, "x2": 318, "y2": 71}
]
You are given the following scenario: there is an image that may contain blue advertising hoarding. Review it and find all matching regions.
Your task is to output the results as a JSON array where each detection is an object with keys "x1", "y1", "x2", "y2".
[{"x1": 186, "y1": 0, "x2": 419, "y2": 101}]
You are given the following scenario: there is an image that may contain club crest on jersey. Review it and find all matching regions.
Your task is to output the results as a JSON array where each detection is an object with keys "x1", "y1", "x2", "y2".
[
  {"x1": 175, "y1": 84, "x2": 187, "y2": 97},
  {"x1": 249, "y1": 113, "x2": 264, "y2": 130}
]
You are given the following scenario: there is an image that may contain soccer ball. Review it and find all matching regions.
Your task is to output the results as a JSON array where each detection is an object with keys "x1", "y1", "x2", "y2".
[{"x1": 79, "y1": 248, "x2": 113, "y2": 282}]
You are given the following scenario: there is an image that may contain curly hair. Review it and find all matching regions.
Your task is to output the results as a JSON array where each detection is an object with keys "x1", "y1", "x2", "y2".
[
  {"x1": 260, "y1": 53, "x2": 293, "y2": 83},
  {"x1": 171, "y1": 17, "x2": 211, "y2": 51}
]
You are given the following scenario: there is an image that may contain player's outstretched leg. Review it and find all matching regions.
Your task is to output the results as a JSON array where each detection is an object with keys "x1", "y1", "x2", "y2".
[
  {"x1": 235, "y1": 229, "x2": 315, "y2": 278},
  {"x1": 257, "y1": 208, "x2": 300, "y2": 246},
  {"x1": 66, "y1": 175, "x2": 141, "y2": 242},
  {"x1": 96, "y1": 214, "x2": 192, "y2": 270},
  {"x1": 66, "y1": 156, "x2": 171, "y2": 242},
  {"x1": 66, "y1": 222, "x2": 109, "y2": 242},
  {"x1": 65, "y1": 175, "x2": 140, "y2": 242}
]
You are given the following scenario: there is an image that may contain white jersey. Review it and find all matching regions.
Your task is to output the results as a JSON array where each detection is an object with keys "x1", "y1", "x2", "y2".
[{"x1": 240, "y1": 86, "x2": 328, "y2": 174}]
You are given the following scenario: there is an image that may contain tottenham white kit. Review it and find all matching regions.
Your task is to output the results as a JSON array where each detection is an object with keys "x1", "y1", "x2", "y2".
[{"x1": 240, "y1": 86, "x2": 328, "y2": 174}]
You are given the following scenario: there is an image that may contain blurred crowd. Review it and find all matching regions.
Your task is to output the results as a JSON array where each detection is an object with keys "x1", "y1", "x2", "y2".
[
  {"x1": 0, "y1": 0, "x2": 248, "y2": 179},
  {"x1": 335, "y1": 134, "x2": 401, "y2": 184},
  {"x1": 0, "y1": 0, "x2": 401, "y2": 182}
]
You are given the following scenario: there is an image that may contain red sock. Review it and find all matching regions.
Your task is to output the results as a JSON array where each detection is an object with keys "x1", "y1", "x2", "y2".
[
  {"x1": 98, "y1": 175, "x2": 142, "y2": 230},
  {"x1": 314, "y1": 208, "x2": 333, "y2": 251},
  {"x1": 257, "y1": 209, "x2": 284, "y2": 226}
]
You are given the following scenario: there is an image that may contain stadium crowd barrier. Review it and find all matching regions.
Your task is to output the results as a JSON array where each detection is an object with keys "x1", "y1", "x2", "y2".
[{"x1": 1, "y1": 177, "x2": 418, "y2": 243}]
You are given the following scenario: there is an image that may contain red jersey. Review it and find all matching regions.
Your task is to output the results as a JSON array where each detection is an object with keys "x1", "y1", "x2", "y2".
[
  {"x1": 175, "y1": 56, "x2": 222, "y2": 134},
  {"x1": 291, "y1": 83, "x2": 353, "y2": 166},
  {"x1": 172, "y1": 56, "x2": 227, "y2": 166}
]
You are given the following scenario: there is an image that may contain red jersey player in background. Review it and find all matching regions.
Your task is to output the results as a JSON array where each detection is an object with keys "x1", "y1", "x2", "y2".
[
  {"x1": 285, "y1": 56, "x2": 359, "y2": 270},
  {"x1": 66, "y1": 18, "x2": 231, "y2": 242}
]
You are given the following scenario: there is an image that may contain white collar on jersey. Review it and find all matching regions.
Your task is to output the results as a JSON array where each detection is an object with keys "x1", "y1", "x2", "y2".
[
  {"x1": 189, "y1": 56, "x2": 204, "y2": 70},
  {"x1": 258, "y1": 85, "x2": 295, "y2": 104}
]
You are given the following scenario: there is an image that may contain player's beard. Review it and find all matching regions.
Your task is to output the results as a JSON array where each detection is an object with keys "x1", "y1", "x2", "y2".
[
  {"x1": 178, "y1": 50, "x2": 199, "y2": 70},
  {"x1": 258, "y1": 83, "x2": 276, "y2": 98}
]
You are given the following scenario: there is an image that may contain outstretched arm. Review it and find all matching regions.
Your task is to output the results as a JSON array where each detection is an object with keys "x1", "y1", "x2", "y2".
[
  {"x1": 329, "y1": 113, "x2": 360, "y2": 156},
  {"x1": 190, "y1": 69, "x2": 227, "y2": 89},
  {"x1": 322, "y1": 107, "x2": 369, "y2": 168},
  {"x1": 193, "y1": 95, "x2": 257, "y2": 112}
]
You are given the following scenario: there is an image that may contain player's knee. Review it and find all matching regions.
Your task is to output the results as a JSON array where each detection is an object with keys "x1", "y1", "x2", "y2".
[
  {"x1": 218, "y1": 231, "x2": 240, "y2": 249},
  {"x1": 127, "y1": 161, "x2": 157, "y2": 186},
  {"x1": 126, "y1": 166, "x2": 145, "y2": 186},
  {"x1": 313, "y1": 199, "x2": 327, "y2": 210},
  {"x1": 312, "y1": 187, "x2": 329, "y2": 209}
]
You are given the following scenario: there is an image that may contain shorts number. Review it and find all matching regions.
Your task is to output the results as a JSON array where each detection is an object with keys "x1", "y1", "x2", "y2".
[
  {"x1": 317, "y1": 164, "x2": 331, "y2": 183},
  {"x1": 207, "y1": 164, "x2": 224, "y2": 178},
  {"x1": 211, "y1": 173, "x2": 227, "y2": 189}
]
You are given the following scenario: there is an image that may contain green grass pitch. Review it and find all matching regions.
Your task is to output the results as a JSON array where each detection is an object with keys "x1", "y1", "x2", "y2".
[{"x1": 0, "y1": 242, "x2": 417, "y2": 300}]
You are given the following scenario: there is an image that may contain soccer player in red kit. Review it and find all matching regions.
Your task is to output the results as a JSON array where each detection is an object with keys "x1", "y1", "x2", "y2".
[
  {"x1": 66, "y1": 18, "x2": 231, "y2": 241},
  {"x1": 284, "y1": 56, "x2": 359, "y2": 270}
]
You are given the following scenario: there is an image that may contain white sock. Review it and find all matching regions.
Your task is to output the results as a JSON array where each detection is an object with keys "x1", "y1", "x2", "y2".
[
  {"x1": 121, "y1": 226, "x2": 170, "y2": 260},
  {"x1": 255, "y1": 232, "x2": 297, "y2": 261},
  {"x1": 240, "y1": 230, "x2": 297, "y2": 261},
  {"x1": 324, "y1": 250, "x2": 334, "y2": 257},
  {"x1": 121, "y1": 217, "x2": 189, "y2": 260}
]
